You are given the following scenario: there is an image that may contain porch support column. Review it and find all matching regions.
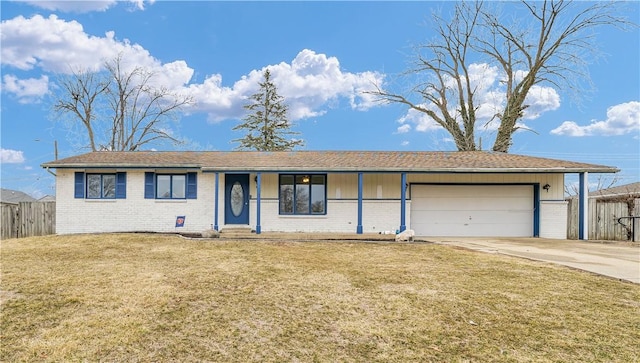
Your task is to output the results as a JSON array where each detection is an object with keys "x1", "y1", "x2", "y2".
[
  {"x1": 357, "y1": 172, "x2": 363, "y2": 234},
  {"x1": 579, "y1": 172, "x2": 589, "y2": 240},
  {"x1": 400, "y1": 172, "x2": 407, "y2": 232},
  {"x1": 214, "y1": 172, "x2": 219, "y2": 231},
  {"x1": 256, "y1": 172, "x2": 262, "y2": 234}
]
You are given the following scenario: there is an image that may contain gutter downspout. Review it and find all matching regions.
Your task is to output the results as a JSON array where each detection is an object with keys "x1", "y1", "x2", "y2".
[{"x1": 44, "y1": 167, "x2": 56, "y2": 177}]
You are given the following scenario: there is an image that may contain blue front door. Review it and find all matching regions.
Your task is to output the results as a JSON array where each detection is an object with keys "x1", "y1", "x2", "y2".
[{"x1": 225, "y1": 174, "x2": 250, "y2": 225}]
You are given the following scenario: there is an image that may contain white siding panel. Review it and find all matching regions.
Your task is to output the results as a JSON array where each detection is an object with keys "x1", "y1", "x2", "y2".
[
  {"x1": 540, "y1": 200, "x2": 568, "y2": 239},
  {"x1": 411, "y1": 185, "x2": 533, "y2": 237},
  {"x1": 250, "y1": 199, "x2": 404, "y2": 233}
]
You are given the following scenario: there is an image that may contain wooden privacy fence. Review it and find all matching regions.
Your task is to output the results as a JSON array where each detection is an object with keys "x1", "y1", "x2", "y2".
[
  {"x1": 1, "y1": 202, "x2": 56, "y2": 239},
  {"x1": 567, "y1": 198, "x2": 640, "y2": 242}
]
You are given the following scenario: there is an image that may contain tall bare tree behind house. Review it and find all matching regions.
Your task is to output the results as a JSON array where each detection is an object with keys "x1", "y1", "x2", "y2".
[
  {"x1": 54, "y1": 54, "x2": 193, "y2": 152},
  {"x1": 368, "y1": 0, "x2": 633, "y2": 153}
]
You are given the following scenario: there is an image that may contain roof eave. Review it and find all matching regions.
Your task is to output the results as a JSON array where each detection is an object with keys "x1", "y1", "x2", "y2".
[
  {"x1": 41, "y1": 163, "x2": 203, "y2": 169},
  {"x1": 201, "y1": 167, "x2": 620, "y2": 173},
  {"x1": 41, "y1": 162, "x2": 620, "y2": 174}
]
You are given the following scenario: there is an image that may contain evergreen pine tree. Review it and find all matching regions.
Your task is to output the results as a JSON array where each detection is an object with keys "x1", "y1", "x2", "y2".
[{"x1": 233, "y1": 69, "x2": 304, "y2": 151}]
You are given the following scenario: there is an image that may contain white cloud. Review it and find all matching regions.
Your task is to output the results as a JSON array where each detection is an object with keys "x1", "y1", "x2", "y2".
[
  {"x1": 1, "y1": 148, "x2": 25, "y2": 163},
  {"x1": 185, "y1": 49, "x2": 385, "y2": 122},
  {"x1": 18, "y1": 0, "x2": 155, "y2": 13},
  {"x1": 397, "y1": 105, "x2": 443, "y2": 133},
  {"x1": 396, "y1": 124, "x2": 411, "y2": 134},
  {"x1": 127, "y1": 0, "x2": 155, "y2": 11},
  {"x1": 2, "y1": 74, "x2": 49, "y2": 103},
  {"x1": 522, "y1": 85, "x2": 561, "y2": 120},
  {"x1": 400, "y1": 140, "x2": 410, "y2": 146},
  {"x1": 551, "y1": 101, "x2": 640, "y2": 137},
  {"x1": 393, "y1": 63, "x2": 561, "y2": 134},
  {"x1": 0, "y1": 15, "x2": 384, "y2": 123},
  {"x1": 0, "y1": 15, "x2": 156, "y2": 72}
]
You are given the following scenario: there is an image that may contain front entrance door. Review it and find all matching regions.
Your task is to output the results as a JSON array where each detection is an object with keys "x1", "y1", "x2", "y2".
[{"x1": 225, "y1": 174, "x2": 250, "y2": 225}]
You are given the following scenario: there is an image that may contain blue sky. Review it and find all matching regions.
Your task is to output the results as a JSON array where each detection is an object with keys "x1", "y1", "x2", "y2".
[{"x1": 1, "y1": 0, "x2": 639, "y2": 198}]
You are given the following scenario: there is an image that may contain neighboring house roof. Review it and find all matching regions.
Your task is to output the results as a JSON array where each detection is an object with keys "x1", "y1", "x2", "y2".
[
  {"x1": 41, "y1": 150, "x2": 619, "y2": 173},
  {"x1": 38, "y1": 195, "x2": 56, "y2": 202},
  {"x1": 591, "y1": 182, "x2": 640, "y2": 199},
  {"x1": 0, "y1": 188, "x2": 37, "y2": 204}
]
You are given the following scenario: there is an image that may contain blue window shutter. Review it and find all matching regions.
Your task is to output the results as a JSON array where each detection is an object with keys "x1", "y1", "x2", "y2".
[
  {"x1": 186, "y1": 172, "x2": 197, "y2": 199},
  {"x1": 74, "y1": 172, "x2": 85, "y2": 198},
  {"x1": 144, "y1": 172, "x2": 155, "y2": 199},
  {"x1": 115, "y1": 172, "x2": 126, "y2": 199}
]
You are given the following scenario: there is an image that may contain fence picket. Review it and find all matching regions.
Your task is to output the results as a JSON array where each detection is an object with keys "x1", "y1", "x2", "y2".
[
  {"x1": 1, "y1": 202, "x2": 56, "y2": 239},
  {"x1": 567, "y1": 199, "x2": 638, "y2": 241}
]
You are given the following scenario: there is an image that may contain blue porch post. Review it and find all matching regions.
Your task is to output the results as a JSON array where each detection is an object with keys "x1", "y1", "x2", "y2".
[
  {"x1": 214, "y1": 172, "x2": 219, "y2": 230},
  {"x1": 400, "y1": 172, "x2": 407, "y2": 232},
  {"x1": 533, "y1": 184, "x2": 540, "y2": 237},
  {"x1": 357, "y1": 172, "x2": 363, "y2": 234},
  {"x1": 256, "y1": 172, "x2": 262, "y2": 234},
  {"x1": 579, "y1": 172, "x2": 589, "y2": 240}
]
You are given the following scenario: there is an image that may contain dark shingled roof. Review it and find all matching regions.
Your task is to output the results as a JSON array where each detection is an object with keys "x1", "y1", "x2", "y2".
[
  {"x1": 41, "y1": 151, "x2": 619, "y2": 173},
  {"x1": 1, "y1": 188, "x2": 36, "y2": 204},
  {"x1": 592, "y1": 182, "x2": 640, "y2": 198}
]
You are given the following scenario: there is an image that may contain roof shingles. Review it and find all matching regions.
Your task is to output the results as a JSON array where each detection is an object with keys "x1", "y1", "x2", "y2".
[{"x1": 41, "y1": 151, "x2": 619, "y2": 173}]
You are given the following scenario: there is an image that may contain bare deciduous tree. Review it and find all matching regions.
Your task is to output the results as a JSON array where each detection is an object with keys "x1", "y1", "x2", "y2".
[
  {"x1": 369, "y1": 0, "x2": 633, "y2": 152},
  {"x1": 54, "y1": 54, "x2": 193, "y2": 151}
]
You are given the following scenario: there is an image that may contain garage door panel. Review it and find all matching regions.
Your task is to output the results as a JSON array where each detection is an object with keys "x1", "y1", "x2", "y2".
[
  {"x1": 411, "y1": 221, "x2": 532, "y2": 237},
  {"x1": 412, "y1": 185, "x2": 528, "y2": 199},
  {"x1": 412, "y1": 197, "x2": 532, "y2": 211},
  {"x1": 410, "y1": 185, "x2": 534, "y2": 237},
  {"x1": 412, "y1": 210, "x2": 531, "y2": 225}
]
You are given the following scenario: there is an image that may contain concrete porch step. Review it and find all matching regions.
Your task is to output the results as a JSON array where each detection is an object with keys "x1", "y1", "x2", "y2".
[{"x1": 219, "y1": 227, "x2": 255, "y2": 239}]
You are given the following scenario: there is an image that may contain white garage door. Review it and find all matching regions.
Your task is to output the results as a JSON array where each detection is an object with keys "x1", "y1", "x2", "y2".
[{"x1": 410, "y1": 185, "x2": 534, "y2": 237}]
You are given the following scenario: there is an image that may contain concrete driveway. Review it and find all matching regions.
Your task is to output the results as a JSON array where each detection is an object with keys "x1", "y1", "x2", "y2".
[{"x1": 427, "y1": 237, "x2": 640, "y2": 284}]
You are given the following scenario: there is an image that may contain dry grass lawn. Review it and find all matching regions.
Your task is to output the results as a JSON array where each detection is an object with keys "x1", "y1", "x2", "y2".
[{"x1": 1, "y1": 233, "x2": 639, "y2": 362}]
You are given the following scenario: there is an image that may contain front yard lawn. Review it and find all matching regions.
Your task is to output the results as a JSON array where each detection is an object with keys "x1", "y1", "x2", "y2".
[{"x1": 1, "y1": 233, "x2": 639, "y2": 362}]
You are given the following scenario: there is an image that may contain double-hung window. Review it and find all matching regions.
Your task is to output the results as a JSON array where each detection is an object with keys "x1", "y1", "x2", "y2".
[
  {"x1": 279, "y1": 174, "x2": 326, "y2": 215},
  {"x1": 74, "y1": 172, "x2": 126, "y2": 199},
  {"x1": 87, "y1": 174, "x2": 116, "y2": 199},
  {"x1": 144, "y1": 172, "x2": 197, "y2": 200},
  {"x1": 156, "y1": 174, "x2": 186, "y2": 199}
]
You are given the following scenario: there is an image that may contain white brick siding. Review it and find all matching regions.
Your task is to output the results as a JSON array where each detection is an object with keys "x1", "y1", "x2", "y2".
[{"x1": 56, "y1": 169, "x2": 214, "y2": 234}]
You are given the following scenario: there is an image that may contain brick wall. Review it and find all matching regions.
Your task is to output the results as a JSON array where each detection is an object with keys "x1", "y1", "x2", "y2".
[{"x1": 56, "y1": 170, "x2": 214, "y2": 234}]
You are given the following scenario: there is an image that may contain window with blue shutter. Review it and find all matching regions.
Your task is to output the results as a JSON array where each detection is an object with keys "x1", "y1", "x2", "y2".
[
  {"x1": 115, "y1": 172, "x2": 126, "y2": 199},
  {"x1": 74, "y1": 172, "x2": 85, "y2": 198},
  {"x1": 76, "y1": 172, "x2": 126, "y2": 199},
  {"x1": 186, "y1": 172, "x2": 197, "y2": 199},
  {"x1": 86, "y1": 173, "x2": 120, "y2": 199},
  {"x1": 145, "y1": 172, "x2": 197, "y2": 199},
  {"x1": 144, "y1": 172, "x2": 155, "y2": 199}
]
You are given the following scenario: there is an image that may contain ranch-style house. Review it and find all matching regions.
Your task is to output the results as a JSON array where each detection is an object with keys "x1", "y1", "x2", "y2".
[{"x1": 41, "y1": 150, "x2": 617, "y2": 239}]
